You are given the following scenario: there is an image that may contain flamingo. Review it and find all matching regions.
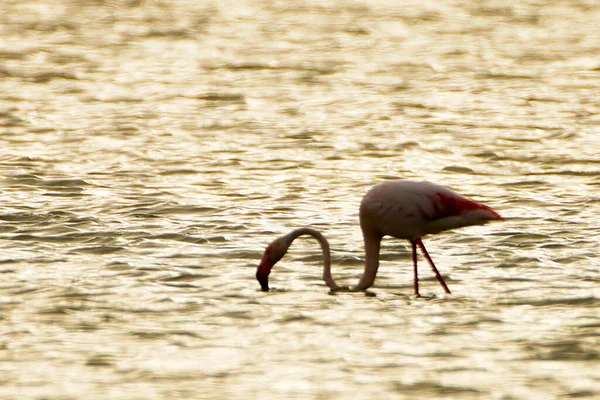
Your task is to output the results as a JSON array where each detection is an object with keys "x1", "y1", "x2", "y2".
[{"x1": 256, "y1": 181, "x2": 503, "y2": 296}]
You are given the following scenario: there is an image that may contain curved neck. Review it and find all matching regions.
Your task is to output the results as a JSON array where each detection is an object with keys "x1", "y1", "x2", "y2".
[{"x1": 283, "y1": 228, "x2": 341, "y2": 291}]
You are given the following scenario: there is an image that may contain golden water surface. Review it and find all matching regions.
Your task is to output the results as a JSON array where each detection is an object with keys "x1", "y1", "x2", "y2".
[{"x1": 1, "y1": 0, "x2": 599, "y2": 399}]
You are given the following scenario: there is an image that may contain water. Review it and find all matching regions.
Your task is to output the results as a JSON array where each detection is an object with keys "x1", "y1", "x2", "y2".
[{"x1": 1, "y1": 0, "x2": 599, "y2": 398}]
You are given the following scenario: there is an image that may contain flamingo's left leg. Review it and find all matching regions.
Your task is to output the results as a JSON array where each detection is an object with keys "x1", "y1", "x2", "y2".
[
  {"x1": 416, "y1": 239, "x2": 452, "y2": 295},
  {"x1": 411, "y1": 241, "x2": 420, "y2": 297}
]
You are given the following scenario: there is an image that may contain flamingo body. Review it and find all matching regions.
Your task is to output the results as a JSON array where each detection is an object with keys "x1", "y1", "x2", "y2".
[
  {"x1": 359, "y1": 181, "x2": 502, "y2": 242},
  {"x1": 256, "y1": 181, "x2": 503, "y2": 296}
]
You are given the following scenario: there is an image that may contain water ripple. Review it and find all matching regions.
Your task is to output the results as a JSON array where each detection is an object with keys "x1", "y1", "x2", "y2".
[{"x1": 1, "y1": 0, "x2": 599, "y2": 398}]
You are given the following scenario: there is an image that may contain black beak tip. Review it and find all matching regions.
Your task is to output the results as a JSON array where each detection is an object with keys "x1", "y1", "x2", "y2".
[{"x1": 256, "y1": 272, "x2": 270, "y2": 292}]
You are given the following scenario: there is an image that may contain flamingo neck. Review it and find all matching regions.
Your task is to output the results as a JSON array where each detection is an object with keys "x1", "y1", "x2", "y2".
[
  {"x1": 283, "y1": 228, "x2": 341, "y2": 291},
  {"x1": 352, "y1": 232, "x2": 382, "y2": 291}
]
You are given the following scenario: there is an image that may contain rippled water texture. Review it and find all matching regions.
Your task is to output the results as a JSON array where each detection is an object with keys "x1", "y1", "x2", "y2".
[{"x1": 1, "y1": 0, "x2": 600, "y2": 398}]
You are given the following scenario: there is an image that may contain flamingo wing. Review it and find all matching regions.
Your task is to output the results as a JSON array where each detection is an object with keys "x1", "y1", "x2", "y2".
[{"x1": 419, "y1": 185, "x2": 503, "y2": 235}]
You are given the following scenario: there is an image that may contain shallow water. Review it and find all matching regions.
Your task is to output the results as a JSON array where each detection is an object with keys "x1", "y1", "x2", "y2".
[{"x1": 1, "y1": 0, "x2": 599, "y2": 399}]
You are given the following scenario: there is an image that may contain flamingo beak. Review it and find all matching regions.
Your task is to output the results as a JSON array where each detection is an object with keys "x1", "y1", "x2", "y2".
[{"x1": 256, "y1": 251, "x2": 272, "y2": 292}]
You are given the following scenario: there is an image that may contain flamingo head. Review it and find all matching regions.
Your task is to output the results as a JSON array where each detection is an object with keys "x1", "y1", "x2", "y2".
[{"x1": 256, "y1": 237, "x2": 289, "y2": 292}]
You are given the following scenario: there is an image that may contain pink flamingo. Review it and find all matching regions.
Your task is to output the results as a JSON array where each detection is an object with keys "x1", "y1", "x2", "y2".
[{"x1": 256, "y1": 181, "x2": 503, "y2": 296}]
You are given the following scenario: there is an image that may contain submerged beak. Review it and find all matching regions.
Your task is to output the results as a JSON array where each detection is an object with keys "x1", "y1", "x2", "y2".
[
  {"x1": 256, "y1": 269, "x2": 270, "y2": 292},
  {"x1": 256, "y1": 251, "x2": 272, "y2": 292}
]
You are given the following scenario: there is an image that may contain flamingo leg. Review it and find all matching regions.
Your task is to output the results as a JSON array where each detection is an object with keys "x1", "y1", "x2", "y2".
[
  {"x1": 416, "y1": 239, "x2": 452, "y2": 295},
  {"x1": 411, "y1": 241, "x2": 420, "y2": 297}
]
